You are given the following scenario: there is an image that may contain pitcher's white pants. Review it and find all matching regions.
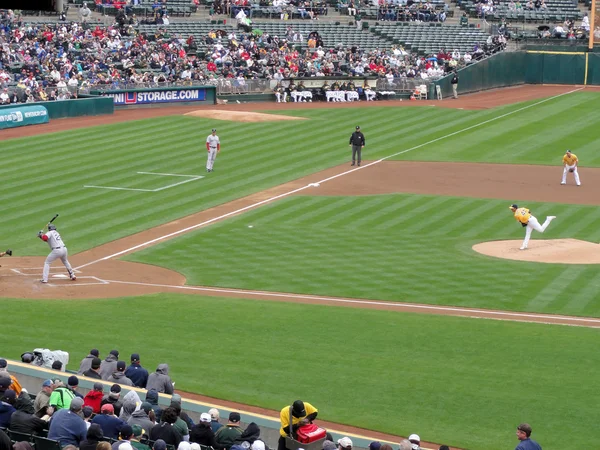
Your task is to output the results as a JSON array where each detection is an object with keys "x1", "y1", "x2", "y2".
[
  {"x1": 522, "y1": 216, "x2": 554, "y2": 248},
  {"x1": 43, "y1": 247, "x2": 74, "y2": 282},
  {"x1": 561, "y1": 165, "x2": 581, "y2": 185}
]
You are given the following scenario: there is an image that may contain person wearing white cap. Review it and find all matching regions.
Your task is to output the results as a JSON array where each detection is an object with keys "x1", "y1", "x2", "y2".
[
  {"x1": 251, "y1": 440, "x2": 266, "y2": 450},
  {"x1": 190, "y1": 412, "x2": 220, "y2": 448},
  {"x1": 337, "y1": 437, "x2": 352, "y2": 450},
  {"x1": 407, "y1": 434, "x2": 421, "y2": 450},
  {"x1": 208, "y1": 408, "x2": 223, "y2": 433}
]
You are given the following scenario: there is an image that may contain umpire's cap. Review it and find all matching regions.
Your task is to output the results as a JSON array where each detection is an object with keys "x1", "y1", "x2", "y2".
[
  {"x1": 355, "y1": 125, "x2": 360, "y2": 130},
  {"x1": 509, "y1": 204, "x2": 518, "y2": 210}
]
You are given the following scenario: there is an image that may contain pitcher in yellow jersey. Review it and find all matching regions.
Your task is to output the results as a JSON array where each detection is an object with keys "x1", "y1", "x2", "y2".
[
  {"x1": 561, "y1": 149, "x2": 581, "y2": 186},
  {"x1": 509, "y1": 204, "x2": 556, "y2": 250}
]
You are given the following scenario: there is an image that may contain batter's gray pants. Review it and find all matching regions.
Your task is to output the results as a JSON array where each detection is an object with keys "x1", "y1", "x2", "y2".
[
  {"x1": 43, "y1": 247, "x2": 74, "y2": 282},
  {"x1": 207, "y1": 148, "x2": 218, "y2": 170}
]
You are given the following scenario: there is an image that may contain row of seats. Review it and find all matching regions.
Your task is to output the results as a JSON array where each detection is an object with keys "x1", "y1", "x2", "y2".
[{"x1": 373, "y1": 23, "x2": 490, "y2": 54}]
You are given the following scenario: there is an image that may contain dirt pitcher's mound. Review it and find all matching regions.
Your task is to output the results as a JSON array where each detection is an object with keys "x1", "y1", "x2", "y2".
[
  {"x1": 473, "y1": 239, "x2": 600, "y2": 264},
  {"x1": 185, "y1": 110, "x2": 306, "y2": 122}
]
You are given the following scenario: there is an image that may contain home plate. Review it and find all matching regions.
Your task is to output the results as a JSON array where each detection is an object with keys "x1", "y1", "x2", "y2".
[{"x1": 53, "y1": 274, "x2": 69, "y2": 279}]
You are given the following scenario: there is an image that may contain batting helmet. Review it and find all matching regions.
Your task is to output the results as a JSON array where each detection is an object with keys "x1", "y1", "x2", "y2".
[{"x1": 48, "y1": 224, "x2": 57, "y2": 231}]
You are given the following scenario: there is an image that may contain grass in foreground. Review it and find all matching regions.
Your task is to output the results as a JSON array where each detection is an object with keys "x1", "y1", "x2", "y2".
[
  {"x1": 2, "y1": 92, "x2": 600, "y2": 256},
  {"x1": 2, "y1": 294, "x2": 599, "y2": 450},
  {"x1": 128, "y1": 194, "x2": 600, "y2": 316}
]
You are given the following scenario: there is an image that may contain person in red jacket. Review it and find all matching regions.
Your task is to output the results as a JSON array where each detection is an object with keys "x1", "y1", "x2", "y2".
[{"x1": 84, "y1": 382, "x2": 104, "y2": 414}]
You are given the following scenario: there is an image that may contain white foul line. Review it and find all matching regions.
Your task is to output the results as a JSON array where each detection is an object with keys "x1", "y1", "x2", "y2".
[
  {"x1": 103, "y1": 279, "x2": 600, "y2": 327},
  {"x1": 84, "y1": 172, "x2": 204, "y2": 192},
  {"x1": 75, "y1": 88, "x2": 583, "y2": 270}
]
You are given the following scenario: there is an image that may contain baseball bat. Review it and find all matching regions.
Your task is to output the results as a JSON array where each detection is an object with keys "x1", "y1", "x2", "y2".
[{"x1": 43, "y1": 214, "x2": 59, "y2": 230}]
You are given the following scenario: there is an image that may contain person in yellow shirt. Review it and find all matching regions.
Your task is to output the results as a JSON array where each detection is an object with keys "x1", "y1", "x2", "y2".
[
  {"x1": 561, "y1": 149, "x2": 581, "y2": 186},
  {"x1": 278, "y1": 400, "x2": 318, "y2": 450},
  {"x1": 509, "y1": 204, "x2": 556, "y2": 250}
]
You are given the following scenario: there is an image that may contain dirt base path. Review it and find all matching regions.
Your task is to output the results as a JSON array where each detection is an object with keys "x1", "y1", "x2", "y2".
[
  {"x1": 1, "y1": 85, "x2": 595, "y2": 141},
  {"x1": 2, "y1": 161, "x2": 600, "y2": 329}
]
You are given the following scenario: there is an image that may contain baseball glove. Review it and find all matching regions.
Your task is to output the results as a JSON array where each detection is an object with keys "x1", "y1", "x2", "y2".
[
  {"x1": 569, "y1": 169, "x2": 574, "y2": 173},
  {"x1": 5, "y1": 249, "x2": 11, "y2": 256}
]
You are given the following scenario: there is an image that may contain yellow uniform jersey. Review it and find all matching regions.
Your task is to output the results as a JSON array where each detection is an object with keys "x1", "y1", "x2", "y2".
[
  {"x1": 514, "y1": 207, "x2": 531, "y2": 225},
  {"x1": 563, "y1": 153, "x2": 578, "y2": 165},
  {"x1": 279, "y1": 402, "x2": 318, "y2": 437}
]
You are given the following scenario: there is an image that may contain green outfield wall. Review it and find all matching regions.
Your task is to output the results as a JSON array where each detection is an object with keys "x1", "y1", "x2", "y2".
[
  {"x1": 434, "y1": 51, "x2": 600, "y2": 98},
  {"x1": 0, "y1": 96, "x2": 114, "y2": 120}
]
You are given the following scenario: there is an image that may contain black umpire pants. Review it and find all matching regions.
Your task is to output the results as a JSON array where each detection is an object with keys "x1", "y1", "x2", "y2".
[
  {"x1": 352, "y1": 145, "x2": 362, "y2": 164},
  {"x1": 278, "y1": 436, "x2": 287, "y2": 450}
]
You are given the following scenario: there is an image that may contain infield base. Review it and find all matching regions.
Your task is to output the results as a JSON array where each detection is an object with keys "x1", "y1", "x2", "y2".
[
  {"x1": 184, "y1": 110, "x2": 306, "y2": 122},
  {"x1": 473, "y1": 239, "x2": 600, "y2": 264}
]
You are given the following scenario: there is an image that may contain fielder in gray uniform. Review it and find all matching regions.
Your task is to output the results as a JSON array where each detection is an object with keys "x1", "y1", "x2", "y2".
[
  {"x1": 37, "y1": 223, "x2": 76, "y2": 283},
  {"x1": 206, "y1": 128, "x2": 221, "y2": 172}
]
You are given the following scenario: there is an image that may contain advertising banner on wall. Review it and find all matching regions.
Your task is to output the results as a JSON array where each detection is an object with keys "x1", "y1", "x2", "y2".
[
  {"x1": 0, "y1": 105, "x2": 49, "y2": 130},
  {"x1": 102, "y1": 88, "x2": 208, "y2": 105}
]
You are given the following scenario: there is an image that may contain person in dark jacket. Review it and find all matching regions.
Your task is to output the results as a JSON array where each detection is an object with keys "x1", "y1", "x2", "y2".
[
  {"x1": 83, "y1": 358, "x2": 103, "y2": 380},
  {"x1": 80, "y1": 423, "x2": 106, "y2": 450},
  {"x1": 99, "y1": 350, "x2": 120, "y2": 380},
  {"x1": 0, "y1": 429, "x2": 11, "y2": 450},
  {"x1": 145, "y1": 389, "x2": 162, "y2": 422},
  {"x1": 240, "y1": 423, "x2": 261, "y2": 445},
  {"x1": 149, "y1": 407, "x2": 182, "y2": 447},
  {"x1": 214, "y1": 412, "x2": 243, "y2": 450},
  {"x1": 170, "y1": 394, "x2": 193, "y2": 429},
  {"x1": 9, "y1": 392, "x2": 50, "y2": 434},
  {"x1": 190, "y1": 413, "x2": 222, "y2": 448},
  {"x1": 92, "y1": 404, "x2": 126, "y2": 439},
  {"x1": 208, "y1": 408, "x2": 223, "y2": 433},
  {"x1": 125, "y1": 354, "x2": 149, "y2": 389},
  {"x1": 0, "y1": 389, "x2": 17, "y2": 428},
  {"x1": 101, "y1": 384, "x2": 124, "y2": 417},
  {"x1": 146, "y1": 364, "x2": 174, "y2": 394},
  {"x1": 348, "y1": 125, "x2": 366, "y2": 166},
  {"x1": 450, "y1": 70, "x2": 459, "y2": 99},
  {"x1": 78, "y1": 349, "x2": 100, "y2": 375},
  {"x1": 48, "y1": 397, "x2": 88, "y2": 447}
]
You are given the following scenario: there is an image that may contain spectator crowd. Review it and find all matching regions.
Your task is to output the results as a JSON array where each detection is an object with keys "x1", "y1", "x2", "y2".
[
  {"x1": 0, "y1": 3, "x2": 508, "y2": 106},
  {"x1": 1, "y1": 354, "x2": 543, "y2": 450}
]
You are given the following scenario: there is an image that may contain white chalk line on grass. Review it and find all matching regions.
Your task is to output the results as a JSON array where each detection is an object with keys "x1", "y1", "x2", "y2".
[
  {"x1": 75, "y1": 87, "x2": 583, "y2": 270},
  {"x1": 84, "y1": 171, "x2": 204, "y2": 192},
  {"x1": 103, "y1": 279, "x2": 600, "y2": 327}
]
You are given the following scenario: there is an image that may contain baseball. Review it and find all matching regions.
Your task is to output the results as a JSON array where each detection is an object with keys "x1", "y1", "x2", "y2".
[{"x1": 248, "y1": 225, "x2": 253, "y2": 228}]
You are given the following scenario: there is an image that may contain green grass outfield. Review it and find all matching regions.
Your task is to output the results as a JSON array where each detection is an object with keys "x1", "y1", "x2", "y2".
[
  {"x1": 128, "y1": 194, "x2": 600, "y2": 316},
  {"x1": 2, "y1": 295, "x2": 599, "y2": 450},
  {"x1": 2, "y1": 91, "x2": 600, "y2": 255},
  {"x1": 3, "y1": 91, "x2": 600, "y2": 450}
]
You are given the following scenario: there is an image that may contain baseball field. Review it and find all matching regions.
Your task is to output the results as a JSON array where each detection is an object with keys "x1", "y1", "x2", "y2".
[{"x1": 2, "y1": 85, "x2": 600, "y2": 450}]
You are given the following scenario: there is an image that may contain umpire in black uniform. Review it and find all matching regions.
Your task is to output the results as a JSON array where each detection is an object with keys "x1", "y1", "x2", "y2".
[{"x1": 349, "y1": 125, "x2": 365, "y2": 166}]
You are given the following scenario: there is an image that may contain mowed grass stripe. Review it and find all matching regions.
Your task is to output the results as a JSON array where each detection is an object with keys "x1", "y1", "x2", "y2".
[
  {"x1": 5, "y1": 94, "x2": 600, "y2": 255},
  {"x1": 129, "y1": 193, "x2": 600, "y2": 316},
  {"x1": 2, "y1": 294, "x2": 599, "y2": 449}
]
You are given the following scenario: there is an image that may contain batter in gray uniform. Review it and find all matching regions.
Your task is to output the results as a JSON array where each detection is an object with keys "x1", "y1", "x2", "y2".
[
  {"x1": 37, "y1": 224, "x2": 76, "y2": 283},
  {"x1": 349, "y1": 125, "x2": 365, "y2": 166},
  {"x1": 206, "y1": 128, "x2": 221, "y2": 172}
]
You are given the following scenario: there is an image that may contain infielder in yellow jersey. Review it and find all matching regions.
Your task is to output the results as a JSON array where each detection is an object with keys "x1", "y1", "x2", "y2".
[
  {"x1": 509, "y1": 204, "x2": 556, "y2": 250},
  {"x1": 561, "y1": 149, "x2": 581, "y2": 186}
]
